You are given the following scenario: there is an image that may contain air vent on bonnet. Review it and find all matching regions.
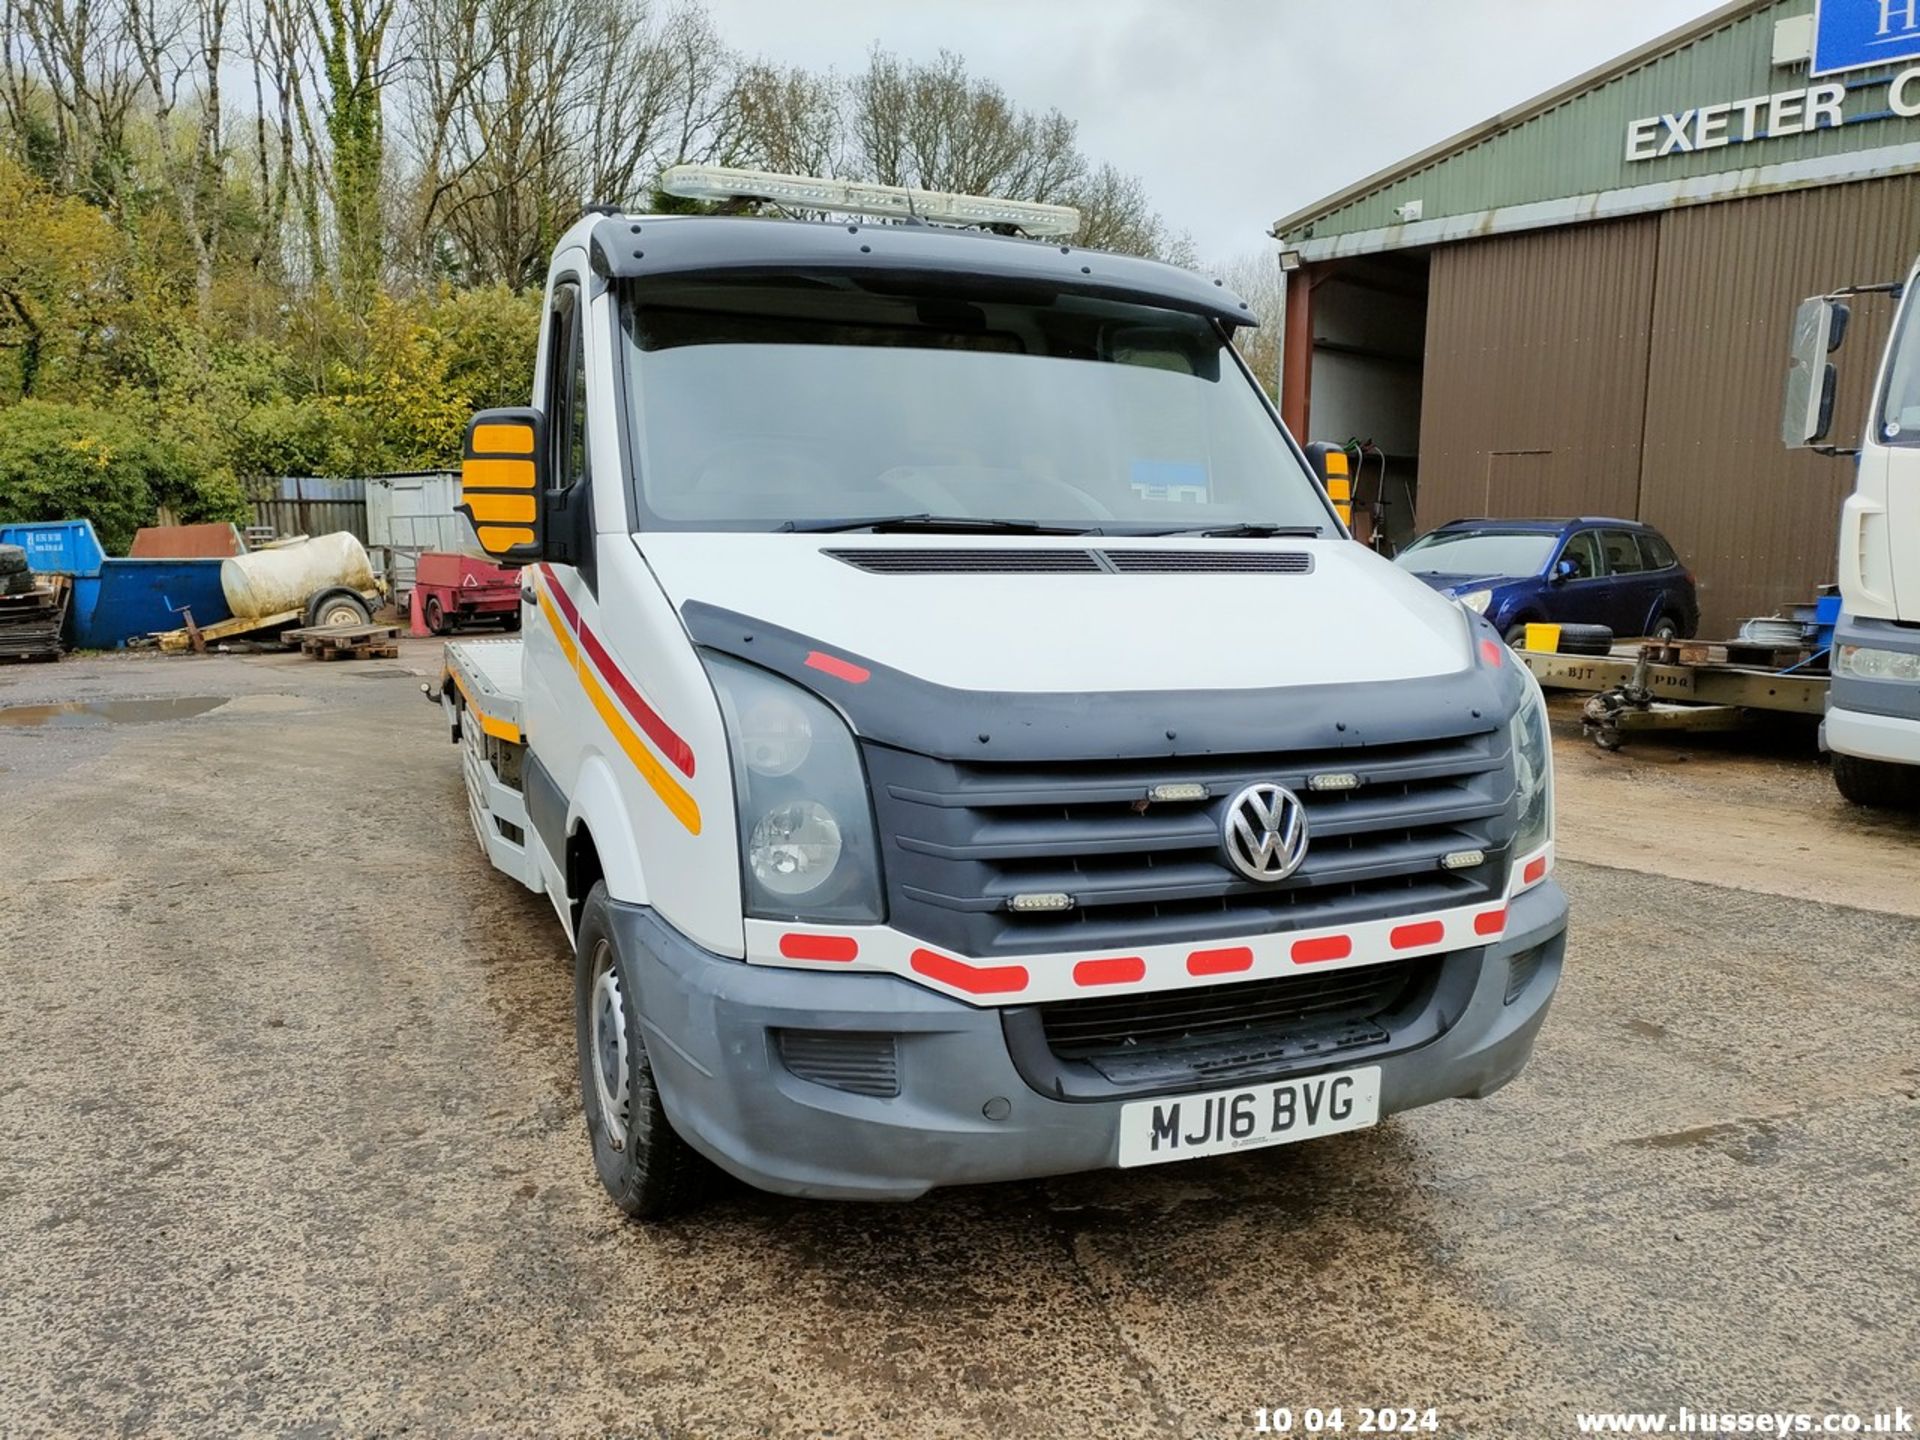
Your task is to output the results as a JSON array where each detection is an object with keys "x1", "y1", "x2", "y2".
[
  {"x1": 825, "y1": 548, "x2": 1314, "y2": 575},
  {"x1": 1103, "y1": 550, "x2": 1312, "y2": 574},
  {"x1": 825, "y1": 548, "x2": 1103, "y2": 574}
]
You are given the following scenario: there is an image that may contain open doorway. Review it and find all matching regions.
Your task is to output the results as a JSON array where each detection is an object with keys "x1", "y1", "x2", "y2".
[{"x1": 1283, "y1": 251, "x2": 1430, "y2": 554}]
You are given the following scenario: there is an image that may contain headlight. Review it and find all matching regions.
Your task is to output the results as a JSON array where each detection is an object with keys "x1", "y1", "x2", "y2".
[
  {"x1": 705, "y1": 653, "x2": 883, "y2": 922},
  {"x1": 1510, "y1": 675, "x2": 1553, "y2": 860},
  {"x1": 1458, "y1": 589, "x2": 1493, "y2": 615},
  {"x1": 1836, "y1": 644, "x2": 1920, "y2": 682}
]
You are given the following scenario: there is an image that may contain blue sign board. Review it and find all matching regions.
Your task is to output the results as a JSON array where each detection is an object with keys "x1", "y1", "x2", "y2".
[{"x1": 1813, "y1": 0, "x2": 1920, "y2": 76}]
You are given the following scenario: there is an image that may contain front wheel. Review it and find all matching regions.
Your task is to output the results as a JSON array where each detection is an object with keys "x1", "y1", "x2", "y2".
[
  {"x1": 1831, "y1": 753, "x2": 1920, "y2": 810},
  {"x1": 1650, "y1": 614, "x2": 1681, "y2": 641},
  {"x1": 573, "y1": 883, "x2": 710, "y2": 1220}
]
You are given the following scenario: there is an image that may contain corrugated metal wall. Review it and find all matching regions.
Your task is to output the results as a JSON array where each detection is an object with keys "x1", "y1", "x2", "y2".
[
  {"x1": 1415, "y1": 176, "x2": 1920, "y2": 636},
  {"x1": 246, "y1": 477, "x2": 369, "y2": 543},
  {"x1": 1283, "y1": 0, "x2": 1920, "y2": 246},
  {"x1": 1419, "y1": 219, "x2": 1659, "y2": 523},
  {"x1": 1640, "y1": 178, "x2": 1919, "y2": 630}
]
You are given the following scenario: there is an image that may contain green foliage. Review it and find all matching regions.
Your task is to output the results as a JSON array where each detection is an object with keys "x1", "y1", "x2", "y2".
[{"x1": 0, "y1": 400, "x2": 246, "y2": 553}]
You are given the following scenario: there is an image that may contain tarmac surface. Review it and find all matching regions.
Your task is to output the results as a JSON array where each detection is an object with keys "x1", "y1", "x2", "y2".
[{"x1": 2, "y1": 643, "x2": 1916, "y2": 1439}]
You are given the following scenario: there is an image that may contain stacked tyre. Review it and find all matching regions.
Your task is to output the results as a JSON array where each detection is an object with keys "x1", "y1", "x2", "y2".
[{"x1": 0, "y1": 544, "x2": 35, "y2": 596}]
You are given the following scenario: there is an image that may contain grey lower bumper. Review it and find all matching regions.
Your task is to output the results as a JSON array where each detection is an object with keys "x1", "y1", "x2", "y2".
[{"x1": 612, "y1": 882, "x2": 1570, "y2": 1200}]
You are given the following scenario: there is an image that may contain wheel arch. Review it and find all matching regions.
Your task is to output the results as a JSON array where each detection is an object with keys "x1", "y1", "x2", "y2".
[{"x1": 566, "y1": 753, "x2": 650, "y2": 917}]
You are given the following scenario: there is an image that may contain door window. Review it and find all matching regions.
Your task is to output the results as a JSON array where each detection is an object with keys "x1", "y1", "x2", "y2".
[
  {"x1": 1597, "y1": 530, "x2": 1644, "y2": 575},
  {"x1": 1638, "y1": 532, "x2": 1677, "y2": 570},
  {"x1": 542, "y1": 278, "x2": 595, "y2": 587},
  {"x1": 1558, "y1": 531, "x2": 1602, "y2": 580}
]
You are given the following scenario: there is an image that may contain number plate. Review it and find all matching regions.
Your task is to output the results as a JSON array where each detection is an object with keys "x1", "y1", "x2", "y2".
[{"x1": 1117, "y1": 1066, "x2": 1381, "y2": 1167}]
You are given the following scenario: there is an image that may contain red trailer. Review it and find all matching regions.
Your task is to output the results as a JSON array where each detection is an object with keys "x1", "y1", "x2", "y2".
[{"x1": 413, "y1": 552, "x2": 520, "y2": 634}]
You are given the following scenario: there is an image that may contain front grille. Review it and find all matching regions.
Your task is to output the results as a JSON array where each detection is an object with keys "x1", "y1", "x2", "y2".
[
  {"x1": 1037, "y1": 959, "x2": 1432, "y2": 1087},
  {"x1": 825, "y1": 548, "x2": 1103, "y2": 575},
  {"x1": 1101, "y1": 549, "x2": 1311, "y2": 574},
  {"x1": 865, "y1": 727, "x2": 1514, "y2": 958},
  {"x1": 774, "y1": 1030, "x2": 900, "y2": 1097}
]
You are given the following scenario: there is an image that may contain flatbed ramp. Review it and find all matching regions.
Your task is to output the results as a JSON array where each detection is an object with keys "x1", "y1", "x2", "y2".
[{"x1": 439, "y1": 638, "x2": 542, "y2": 891}]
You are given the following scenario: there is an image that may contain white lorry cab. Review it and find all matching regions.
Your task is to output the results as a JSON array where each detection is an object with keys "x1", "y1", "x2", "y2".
[
  {"x1": 437, "y1": 168, "x2": 1567, "y2": 1219},
  {"x1": 1784, "y1": 262, "x2": 1920, "y2": 807}
]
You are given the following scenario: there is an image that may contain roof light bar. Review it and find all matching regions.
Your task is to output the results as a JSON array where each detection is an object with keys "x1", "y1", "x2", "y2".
[{"x1": 660, "y1": 164, "x2": 1082, "y2": 238}]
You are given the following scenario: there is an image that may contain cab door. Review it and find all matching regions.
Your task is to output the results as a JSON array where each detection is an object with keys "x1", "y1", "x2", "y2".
[{"x1": 521, "y1": 271, "x2": 592, "y2": 899}]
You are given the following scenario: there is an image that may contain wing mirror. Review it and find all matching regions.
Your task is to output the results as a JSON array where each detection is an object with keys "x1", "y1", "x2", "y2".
[
  {"x1": 1781, "y1": 296, "x2": 1849, "y2": 448},
  {"x1": 458, "y1": 408, "x2": 551, "y2": 566},
  {"x1": 1302, "y1": 441, "x2": 1353, "y2": 529},
  {"x1": 1550, "y1": 560, "x2": 1576, "y2": 585}
]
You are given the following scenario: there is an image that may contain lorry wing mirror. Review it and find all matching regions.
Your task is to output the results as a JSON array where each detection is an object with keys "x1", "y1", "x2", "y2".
[
  {"x1": 1782, "y1": 297, "x2": 1847, "y2": 448},
  {"x1": 1303, "y1": 441, "x2": 1353, "y2": 528},
  {"x1": 458, "y1": 408, "x2": 548, "y2": 565}
]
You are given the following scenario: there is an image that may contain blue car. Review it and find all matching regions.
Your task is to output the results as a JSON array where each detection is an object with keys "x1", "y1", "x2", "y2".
[{"x1": 1395, "y1": 517, "x2": 1700, "y2": 644}]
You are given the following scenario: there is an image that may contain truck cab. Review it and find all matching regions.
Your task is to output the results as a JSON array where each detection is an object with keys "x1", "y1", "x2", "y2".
[
  {"x1": 439, "y1": 168, "x2": 1568, "y2": 1218},
  {"x1": 1784, "y1": 263, "x2": 1920, "y2": 807}
]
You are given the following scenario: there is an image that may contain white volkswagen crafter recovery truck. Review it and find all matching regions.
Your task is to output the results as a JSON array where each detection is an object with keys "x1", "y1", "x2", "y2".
[
  {"x1": 1785, "y1": 261, "x2": 1920, "y2": 808},
  {"x1": 435, "y1": 167, "x2": 1567, "y2": 1218}
]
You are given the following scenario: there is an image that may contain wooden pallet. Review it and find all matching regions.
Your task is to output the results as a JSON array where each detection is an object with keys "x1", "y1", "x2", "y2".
[
  {"x1": 0, "y1": 576, "x2": 69, "y2": 663},
  {"x1": 1659, "y1": 639, "x2": 1814, "y2": 670},
  {"x1": 286, "y1": 622, "x2": 400, "y2": 661}
]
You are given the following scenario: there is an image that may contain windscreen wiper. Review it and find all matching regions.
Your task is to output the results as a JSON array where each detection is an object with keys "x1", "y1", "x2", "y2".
[
  {"x1": 1145, "y1": 522, "x2": 1325, "y2": 538},
  {"x1": 781, "y1": 514, "x2": 1100, "y2": 535}
]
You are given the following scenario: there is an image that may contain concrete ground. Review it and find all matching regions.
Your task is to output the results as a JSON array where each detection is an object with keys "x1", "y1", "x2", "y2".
[{"x1": 1, "y1": 643, "x2": 1915, "y2": 1439}]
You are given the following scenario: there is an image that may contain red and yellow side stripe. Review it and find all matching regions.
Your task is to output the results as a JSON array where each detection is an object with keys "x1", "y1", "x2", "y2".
[{"x1": 534, "y1": 566, "x2": 701, "y2": 835}]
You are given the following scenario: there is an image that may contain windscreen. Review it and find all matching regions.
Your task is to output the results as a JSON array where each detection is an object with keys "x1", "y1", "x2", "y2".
[
  {"x1": 618, "y1": 279, "x2": 1331, "y2": 533},
  {"x1": 1396, "y1": 530, "x2": 1557, "y2": 577}
]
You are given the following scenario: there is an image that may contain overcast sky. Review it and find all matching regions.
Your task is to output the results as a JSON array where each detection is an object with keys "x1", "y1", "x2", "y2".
[{"x1": 701, "y1": 0, "x2": 1715, "y2": 264}]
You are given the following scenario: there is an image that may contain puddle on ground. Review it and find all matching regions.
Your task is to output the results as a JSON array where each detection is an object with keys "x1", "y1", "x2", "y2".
[{"x1": 0, "y1": 696, "x2": 230, "y2": 729}]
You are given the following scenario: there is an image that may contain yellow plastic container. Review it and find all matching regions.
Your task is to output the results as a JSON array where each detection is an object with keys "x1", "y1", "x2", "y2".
[{"x1": 1523, "y1": 622, "x2": 1562, "y2": 653}]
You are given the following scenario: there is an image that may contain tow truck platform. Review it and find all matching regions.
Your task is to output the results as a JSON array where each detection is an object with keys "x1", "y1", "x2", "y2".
[{"x1": 436, "y1": 638, "x2": 541, "y2": 891}]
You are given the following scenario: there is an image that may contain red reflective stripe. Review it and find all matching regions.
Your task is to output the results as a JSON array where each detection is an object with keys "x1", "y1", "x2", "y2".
[
  {"x1": 1187, "y1": 945, "x2": 1254, "y2": 976},
  {"x1": 910, "y1": 948, "x2": 1027, "y2": 995},
  {"x1": 1074, "y1": 956, "x2": 1145, "y2": 987},
  {"x1": 541, "y1": 565, "x2": 580, "y2": 628},
  {"x1": 1474, "y1": 909, "x2": 1507, "y2": 937},
  {"x1": 1391, "y1": 919, "x2": 1446, "y2": 950},
  {"x1": 805, "y1": 650, "x2": 871, "y2": 684},
  {"x1": 1480, "y1": 638, "x2": 1505, "y2": 667},
  {"x1": 778, "y1": 933, "x2": 858, "y2": 962},
  {"x1": 576, "y1": 619, "x2": 696, "y2": 777},
  {"x1": 1291, "y1": 934, "x2": 1352, "y2": 964},
  {"x1": 1523, "y1": 856, "x2": 1548, "y2": 886}
]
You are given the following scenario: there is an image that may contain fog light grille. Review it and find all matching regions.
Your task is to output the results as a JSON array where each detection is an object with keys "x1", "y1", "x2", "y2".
[
  {"x1": 1505, "y1": 946, "x2": 1544, "y2": 1004},
  {"x1": 774, "y1": 1029, "x2": 900, "y2": 1097}
]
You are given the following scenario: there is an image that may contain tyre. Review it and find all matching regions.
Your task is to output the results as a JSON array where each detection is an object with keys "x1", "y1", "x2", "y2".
[
  {"x1": 501, "y1": 611, "x2": 521, "y2": 631},
  {"x1": 305, "y1": 588, "x2": 372, "y2": 627},
  {"x1": 3, "y1": 569, "x2": 36, "y2": 595},
  {"x1": 574, "y1": 882, "x2": 710, "y2": 1220},
  {"x1": 0, "y1": 543, "x2": 27, "y2": 576},
  {"x1": 1556, "y1": 623, "x2": 1615, "y2": 657},
  {"x1": 1831, "y1": 753, "x2": 1920, "y2": 810},
  {"x1": 1503, "y1": 622, "x2": 1534, "y2": 648},
  {"x1": 423, "y1": 595, "x2": 446, "y2": 634},
  {"x1": 1650, "y1": 614, "x2": 1681, "y2": 641}
]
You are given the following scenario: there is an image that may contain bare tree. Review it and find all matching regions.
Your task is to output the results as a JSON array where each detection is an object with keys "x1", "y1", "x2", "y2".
[
  {"x1": 127, "y1": 0, "x2": 231, "y2": 324},
  {"x1": 1213, "y1": 248, "x2": 1283, "y2": 396},
  {"x1": 0, "y1": 0, "x2": 142, "y2": 203},
  {"x1": 720, "y1": 58, "x2": 838, "y2": 177}
]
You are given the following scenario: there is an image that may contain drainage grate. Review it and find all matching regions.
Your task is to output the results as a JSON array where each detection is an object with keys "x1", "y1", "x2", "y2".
[
  {"x1": 1100, "y1": 549, "x2": 1312, "y2": 574},
  {"x1": 825, "y1": 548, "x2": 1103, "y2": 575}
]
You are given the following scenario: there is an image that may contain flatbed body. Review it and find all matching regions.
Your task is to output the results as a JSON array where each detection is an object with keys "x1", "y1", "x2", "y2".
[{"x1": 439, "y1": 638, "x2": 539, "y2": 890}]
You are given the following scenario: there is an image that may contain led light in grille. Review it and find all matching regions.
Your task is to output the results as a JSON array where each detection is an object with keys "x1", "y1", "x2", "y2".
[
  {"x1": 1146, "y1": 782, "x2": 1207, "y2": 803},
  {"x1": 1008, "y1": 892, "x2": 1075, "y2": 913},
  {"x1": 1308, "y1": 772, "x2": 1361, "y2": 792},
  {"x1": 1440, "y1": 848, "x2": 1486, "y2": 870}
]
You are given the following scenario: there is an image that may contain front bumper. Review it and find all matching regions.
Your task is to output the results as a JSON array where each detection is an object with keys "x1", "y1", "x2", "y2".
[
  {"x1": 1823, "y1": 613, "x2": 1920, "y2": 766},
  {"x1": 611, "y1": 880, "x2": 1570, "y2": 1200}
]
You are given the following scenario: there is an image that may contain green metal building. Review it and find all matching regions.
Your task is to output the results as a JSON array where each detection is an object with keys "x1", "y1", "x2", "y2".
[{"x1": 1273, "y1": 0, "x2": 1920, "y2": 634}]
